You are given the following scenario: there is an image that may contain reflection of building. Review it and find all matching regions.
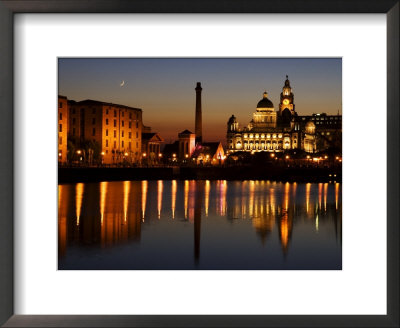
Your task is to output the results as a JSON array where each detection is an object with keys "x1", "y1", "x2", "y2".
[
  {"x1": 142, "y1": 132, "x2": 164, "y2": 164},
  {"x1": 226, "y1": 76, "x2": 337, "y2": 154},
  {"x1": 67, "y1": 98, "x2": 143, "y2": 164},
  {"x1": 58, "y1": 96, "x2": 68, "y2": 163}
]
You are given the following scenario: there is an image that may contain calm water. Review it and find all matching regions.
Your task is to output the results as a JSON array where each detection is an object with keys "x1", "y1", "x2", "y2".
[{"x1": 58, "y1": 180, "x2": 341, "y2": 270}]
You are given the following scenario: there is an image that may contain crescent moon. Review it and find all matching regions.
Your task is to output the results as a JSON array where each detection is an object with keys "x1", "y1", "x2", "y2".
[{"x1": 120, "y1": 80, "x2": 125, "y2": 87}]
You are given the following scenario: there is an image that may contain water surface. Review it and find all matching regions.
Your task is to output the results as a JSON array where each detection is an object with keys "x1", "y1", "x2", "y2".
[{"x1": 58, "y1": 180, "x2": 341, "y2": 270}]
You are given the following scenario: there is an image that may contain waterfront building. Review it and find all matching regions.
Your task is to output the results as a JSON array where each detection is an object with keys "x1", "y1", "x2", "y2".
[
  {"x1": 142, "y1": 132, "x2": 164, "y2": 164},
  {"x1": 67, "y1": 99, "x2": 143, "y2": 165},
  {"x1": 58, "y1": 95, "x2": 68, "y2": 164},
  {"x1": 178, "y1": 129, "x2": 196, "y2": 160},
  {"x1": 226, "y1": 76, "x2": 341, "y2": 154}
]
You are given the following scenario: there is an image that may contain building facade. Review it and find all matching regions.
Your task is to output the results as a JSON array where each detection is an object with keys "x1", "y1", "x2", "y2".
[
  {"x1": 142, "y1": 132, "x2": 164, "y2": 165},
  {"x1": 58, "y1": 96, "x2": 68, "y2": 163},
  {"x1": 226, "y1": 76, "x2": 340, "y2": 154},
  {"x1": 67, "y1": 99, "x2": 143, "y2": 165}
]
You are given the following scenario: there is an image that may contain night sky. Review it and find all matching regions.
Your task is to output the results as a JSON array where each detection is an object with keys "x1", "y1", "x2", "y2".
[{"x1": 58, "y1": 58, "x2": 341, "y2": 143}]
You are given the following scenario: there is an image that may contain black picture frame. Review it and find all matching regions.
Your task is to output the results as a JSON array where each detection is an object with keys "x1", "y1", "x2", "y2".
[{"x1": 0, "y1": 1, "x2": 398, "y2": 327}]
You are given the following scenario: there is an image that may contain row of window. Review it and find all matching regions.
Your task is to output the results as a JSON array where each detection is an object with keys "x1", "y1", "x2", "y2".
[
  {"x1": 242, "y1": 133, "x2": 296, "y2": 139},
  {"x1": 104, "y1": 140, "x2": 138, "y2": 150}
]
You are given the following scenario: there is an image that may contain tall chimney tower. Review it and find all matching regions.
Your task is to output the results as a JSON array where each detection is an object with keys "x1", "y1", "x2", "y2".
[{"x1": 195, "y1": 82, "x2": 202, "y2": 144}]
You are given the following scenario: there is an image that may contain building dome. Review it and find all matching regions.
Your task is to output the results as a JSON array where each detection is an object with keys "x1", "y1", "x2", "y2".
[{"x1": 257, "y1": 92, "x2": 274, "y2": 109}]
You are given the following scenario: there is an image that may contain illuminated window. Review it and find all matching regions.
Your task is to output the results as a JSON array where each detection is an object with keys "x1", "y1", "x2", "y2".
[
  {"x1": 273, "y1": 134, "x2": 276, "y2": 138},
  {"x1": 278, "y1": 134, "x2": 282, "y2": 138},
  {"x1": 267, "y1": 134, "x2": 270, "y2": 138},
  {"x1": 244, "y1": 134, "x2": 248, "y2": 138},
  {"x1": 250, "y1": 134, "x2": 253, "y2": 138},
  {"x1": 255, "y1": 134, "x2": 259, "y2": 138}
]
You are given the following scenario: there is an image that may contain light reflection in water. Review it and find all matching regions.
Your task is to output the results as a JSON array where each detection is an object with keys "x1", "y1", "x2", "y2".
[
  {"x1": 171, "y1": 180, "x2": 177, "y2": 219},
  {"x1": 249, "y1": 180, "x2": 255, "y2": 217},
  {"x1": 157, "y1": 180, "x2": 163, "y2": 219},
  {"x1": 75, "y1": 183, "x2": 84, "y2": 226},
  {"x1": 100, "y1": 181, "x2": 108, "y2": 226},
  {"x1": 59, "y1": 180, "x2": 342, "y2": 269},
  {"x1": 123, "y1": 181, "x2": 130, "y2": 224},
  {"x1": 318, "y1": 183, "x2": 323, "y2": 211},
  {"x1": 306, "y1": 183, "x2": 311, "y2": 213},
  {"x1": 204, "y1": 180, "x2": 210, "y2": 217},
  {"x1": 184, "y1": 180, "x2": 189, "y2": 219},
  {"x1": 324, "y1": 183, "x2": 328, "y2": 212},
  {"x1": 335, "y1": 182, "x2": 340, "y2": 210},
  {"x1": 141, "y1": 180, "x2": 147, "y2": 221}
]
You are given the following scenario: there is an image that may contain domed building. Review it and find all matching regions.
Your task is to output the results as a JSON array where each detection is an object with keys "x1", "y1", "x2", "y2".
[{"x1": 226, "y1": 76, "x2": 317, "y2": 153}]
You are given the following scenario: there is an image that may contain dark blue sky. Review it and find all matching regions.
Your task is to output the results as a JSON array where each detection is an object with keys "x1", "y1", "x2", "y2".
[{"x1": 58, "y1": 58, "x2": 341, "y2": 142}]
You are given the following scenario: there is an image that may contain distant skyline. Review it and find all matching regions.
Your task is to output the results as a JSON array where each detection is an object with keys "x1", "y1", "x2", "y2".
[{"x1": 58, "y1": 58, "x2": 342, "y2": 142}]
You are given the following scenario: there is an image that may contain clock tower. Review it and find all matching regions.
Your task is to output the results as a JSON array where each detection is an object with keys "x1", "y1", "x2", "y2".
[{"x1": 279, "y1": 75, "x2": 296, "y2": 119}]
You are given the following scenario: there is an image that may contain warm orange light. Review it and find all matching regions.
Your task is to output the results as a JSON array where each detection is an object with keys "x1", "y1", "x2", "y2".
[
  {"x1": 285, "y1": 155, "x2": 289, "y2": 159},
  {"x1": 143, "y1": 153, "x2": 147, "y2": 157},
  {"x1": 58, "y1": 153, "x2": 62, "y2": 157},
  {"x1": 185, "y1": 154, "x2": 189, "y2": 158},
  {"x1": 270, "y1": 153, "x2": 275, "y2": 158},
  {"x1": 306, "y1": 155, "x2": 310, "y2": 159},
  {"x1": 101, "y1": 151, "x2": 105, "y2": 156},
  {"x1": 76, "y1": 150, "x2": 81, "y2": 155},
  {"x1": 324, "y1": 155, "x2": 328, "y2": 159},
  {"x1": 158, "y1": 153, "x2": 162, "y2": 157},
  {"x1": 124, "y1": 152, "x2": 128, "y2": 156},
  {"x1": 172, "y1": 153, "x2": 176, "y2": 157}
]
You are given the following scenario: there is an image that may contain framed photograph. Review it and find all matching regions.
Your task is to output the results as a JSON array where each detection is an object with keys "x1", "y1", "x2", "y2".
[{"x1": 0, "y1": 1, "x2": 398, "y2": 327}]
